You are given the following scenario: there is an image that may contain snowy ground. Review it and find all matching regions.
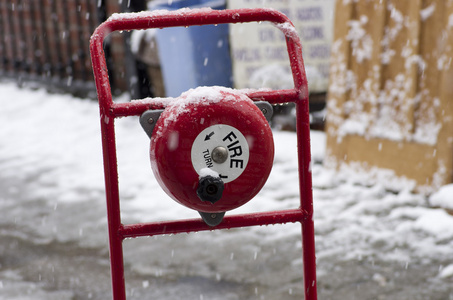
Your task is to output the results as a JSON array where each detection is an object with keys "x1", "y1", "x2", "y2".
[{"x1": 0, "y1": 81, "x2": 452, "y2": 299}]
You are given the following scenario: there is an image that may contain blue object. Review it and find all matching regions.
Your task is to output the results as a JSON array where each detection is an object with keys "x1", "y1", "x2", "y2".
[{"x1": 150, "y1": 0, "x2": 233, "y2": 97}]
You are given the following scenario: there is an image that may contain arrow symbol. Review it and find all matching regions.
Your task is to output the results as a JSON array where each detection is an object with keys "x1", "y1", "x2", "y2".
[{"x1": 204, "y1": 132, "x2": 215, "y2": 141}]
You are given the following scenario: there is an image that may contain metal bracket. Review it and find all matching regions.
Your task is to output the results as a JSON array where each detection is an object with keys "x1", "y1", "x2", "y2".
[
  {"x1": 198, "y1": 211, "x2": 226, "y2": 227},
  {"x1": 139, "y1": 109, "x2": 164, "y2": 138},
  {"x1": 139, "y1": 101, "x2": 272, "y2": 139},
  {"x1": 255, "y1": 101, "x2": 273, "y2": 122}
]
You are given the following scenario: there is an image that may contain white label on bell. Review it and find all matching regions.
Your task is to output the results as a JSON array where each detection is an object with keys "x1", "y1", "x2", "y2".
[{"x1": 191, "y1": 124, "x2": 250, "y2": 183}]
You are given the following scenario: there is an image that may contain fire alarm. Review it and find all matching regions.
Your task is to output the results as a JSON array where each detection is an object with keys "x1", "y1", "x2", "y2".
[{"x1": 140, "y1": 87, "x2": 274, "y2": 226}]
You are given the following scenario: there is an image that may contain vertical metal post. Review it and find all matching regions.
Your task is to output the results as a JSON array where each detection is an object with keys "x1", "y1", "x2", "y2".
[
  {"x1": 99, "y1": 117, "x2": 126, "y2": 300},
  {"x1": 297, "y1": 99, "x2": 317, "y2": 300}
]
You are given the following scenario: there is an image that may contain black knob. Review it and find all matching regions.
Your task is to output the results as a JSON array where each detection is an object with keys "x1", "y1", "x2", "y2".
[{"x1": 197, "y1": 175, "x2": 224, "y2": 204}]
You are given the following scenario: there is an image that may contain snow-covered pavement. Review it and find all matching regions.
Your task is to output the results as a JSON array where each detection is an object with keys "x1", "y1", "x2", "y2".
[{"x1": 0, "y1": 81, "x2": 452, "y2": 299}]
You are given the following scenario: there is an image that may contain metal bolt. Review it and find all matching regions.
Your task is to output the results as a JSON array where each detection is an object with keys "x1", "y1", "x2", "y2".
[
  {"x1": 206, "y1": 184, "x2": 219, "y2": 195},
  {"x1": 147, "y1": 117, "x2": 154, "y2": 124},
  {"x1": 211, "y1": 146, "x2": 228, "y2": 164},
  {"x1": 261, "y1": 108, "x2": 268, "y2": 115},
  {"x1": 211, "y1": 214, "x2": 217, "y2": 219}
]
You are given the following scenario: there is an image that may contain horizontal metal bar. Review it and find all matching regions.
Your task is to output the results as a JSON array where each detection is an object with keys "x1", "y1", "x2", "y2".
[
  {"x1": 119, "y1": 209, "x2": 307, "y2": 239},
  {"x1": 246, "y1": 88, "x2": 302, "y2": 104},
  {"x1": 98, "y1": 8, "x2": 291, "y2": 34},
  {"x1": 111, "y1": 89, "x2": 303, "y2": 118},
  {"x1": 111, "y1": 101, "x2": 165, "y2": 117}
]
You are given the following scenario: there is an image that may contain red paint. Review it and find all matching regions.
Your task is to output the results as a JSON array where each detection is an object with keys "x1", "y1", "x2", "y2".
[
  {"x1": 120, "y1": 209, "x2": 307, "y2": 238},
  {"x1": 90, "y1": 8, "x2": 317, "y2": 300}
]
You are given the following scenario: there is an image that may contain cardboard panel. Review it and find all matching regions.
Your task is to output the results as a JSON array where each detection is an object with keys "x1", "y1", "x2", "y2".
[
  {"x1": 377, "y1": 0, "x2": 421, "y2": 139},
  {"x1": 436, "y1": 0, "x2": 453, "y2": 185},
  {"x1": 326, "y1": 0, "x2": 453, "y2": 192},
  {"x1": 228, "y1": 0, "x2": 335, "y2": 92},
  {"x1": 325, "y1": 0, "x2": 353, "y2": 163}
]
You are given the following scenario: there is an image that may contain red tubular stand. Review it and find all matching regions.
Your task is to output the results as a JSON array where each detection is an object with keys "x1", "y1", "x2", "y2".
[{"x1": 90, "y1": 8, "x2": 317, "y2": 300}]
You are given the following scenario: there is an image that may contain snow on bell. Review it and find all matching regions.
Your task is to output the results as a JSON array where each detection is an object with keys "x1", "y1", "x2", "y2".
[{"x1": 140, "y1": 86, "x2": 274, "y2": 226}]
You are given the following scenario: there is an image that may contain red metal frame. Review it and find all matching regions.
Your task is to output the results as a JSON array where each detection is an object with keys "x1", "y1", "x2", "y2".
[{"x1": 90, "y1": 8, "x2": 317, "y2": 300}]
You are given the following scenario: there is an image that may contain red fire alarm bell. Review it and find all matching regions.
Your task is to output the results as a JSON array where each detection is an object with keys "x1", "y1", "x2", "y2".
[{"x1": 140, "y1": 87, "x2": 274, "y2": 226}]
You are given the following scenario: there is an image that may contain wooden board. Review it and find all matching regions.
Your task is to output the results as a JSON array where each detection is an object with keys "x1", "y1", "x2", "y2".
[{"x1": 326, "y1": 0, "x2": 453, "y2": 193}]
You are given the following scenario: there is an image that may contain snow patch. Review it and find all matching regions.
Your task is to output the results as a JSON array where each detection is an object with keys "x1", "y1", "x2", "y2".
[
  {"x1": 381, "y1": 3, "x2": 404, "y2": 64},
  {"x1": 253, "y1": 63, "x2": 326, "y2": 93},
  {"x1": 413, "y1": 209, "x2": 453, "y2": 240},
  {"x1": 437, "y1": 54, "x2": 452, "y2": 71},
  {"x1": 439, "y1": 264, "x2": 453, "y2": 278},
  {"x1": 323, "y1": 158, "x2": 417, "y2": 192},
  {"x1": 330, "y1": 2, "x2": 442, "y2": 145},
  {"x1": 342, "y1": 0, "x2": 358, "y2": 4},
  {"x1": 342, "y1": 162, "x2": 417, "y2": 192},
  {"x1": 346, "y1": 15, "x2": 373, "y2": 63},
  {"x1": 199, "y1": 168, "x2": 219, "y2": 179},
  {"x1": 130, "y1": 28, "x2": 156, "y2": 54},
  {"x1": 273, "y1": 21, "x2": 299, "y2": 40},
  {"x1": 140, "y1": 86, "x2": 254, "y2": 139},
  {"x1": 449, "y1": 14, "x2": 453, "y2": 28},
  {"x1": 420, "y1": 3, "x2": 436, "y2": 21},
  {"x1": 108, "y1": 7, "x2": 214, "y2": 22},
  {"x1": 248, "y1": 64, "x2": 293, "y2": 90},
  {"x1": 429, "y1": 184, "x2": 453, "y2": 210},
  {"x1": 329, "y1": 64, "x2": 441, "y2": 145}
]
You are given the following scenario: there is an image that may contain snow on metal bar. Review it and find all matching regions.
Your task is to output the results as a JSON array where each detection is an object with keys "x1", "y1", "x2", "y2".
[
  {"x1": 102, "y1": 8, "x2": 291, "y2": 31},
  {"x1": 246, "y1": 88, "x2": 303, "y2": 104},
  {"x1": 91, "y1": 8, "x2": 293, "y2": 51},
  {"x1": 111, "y1": 89, "x2": 301, "y2": 117}
]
